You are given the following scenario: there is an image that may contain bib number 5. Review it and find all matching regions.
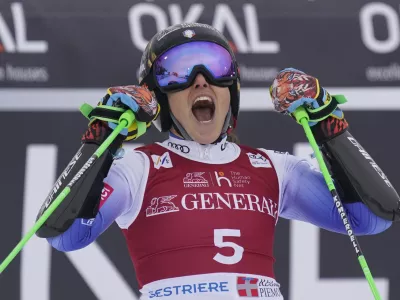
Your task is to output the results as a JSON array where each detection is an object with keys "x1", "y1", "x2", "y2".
[{"x1": 213, "y1": 229, "x2": 244, "y2": 265}]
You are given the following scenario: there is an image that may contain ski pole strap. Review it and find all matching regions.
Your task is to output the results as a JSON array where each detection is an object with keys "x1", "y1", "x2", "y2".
[{"x1": 304, "y1": 94, "x2": 347, "y2": 123}]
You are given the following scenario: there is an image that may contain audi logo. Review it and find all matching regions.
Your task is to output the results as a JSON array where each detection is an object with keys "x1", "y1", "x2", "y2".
[{"x1": 168, "y1": 142, "x2": 190, "y2": 154}]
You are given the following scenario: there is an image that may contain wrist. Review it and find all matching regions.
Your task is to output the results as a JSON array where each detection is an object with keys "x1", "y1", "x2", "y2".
[
  {"x1": 311, "y1": 116, "x2": 349, "y2": 144},
  {"x1": 81, "y1": 120, "x2": 124, "y2": 154}
]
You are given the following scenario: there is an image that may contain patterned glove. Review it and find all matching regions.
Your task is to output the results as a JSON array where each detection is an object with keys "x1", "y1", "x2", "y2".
[
  {"x1": 83, "y1": 85, "x2": 160, "y2": 141},
  {"x1": 269, "y1": 68, "x2": 348, "y2": 142}
]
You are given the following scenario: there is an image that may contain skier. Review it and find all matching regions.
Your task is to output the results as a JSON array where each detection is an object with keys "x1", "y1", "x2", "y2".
[{"x1": 36, "y1": 23, "x2": 400, "y2": 299}]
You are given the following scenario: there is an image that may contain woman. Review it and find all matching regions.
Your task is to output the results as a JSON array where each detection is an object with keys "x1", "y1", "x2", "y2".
[{"x1": 36, "y1": 23, "x2": 399, "y2": 299}]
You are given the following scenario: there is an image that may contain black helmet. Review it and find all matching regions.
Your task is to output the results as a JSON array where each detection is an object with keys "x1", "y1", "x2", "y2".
[{"x1": 139, "y1": 23, "x2": 240, "y2": 140}]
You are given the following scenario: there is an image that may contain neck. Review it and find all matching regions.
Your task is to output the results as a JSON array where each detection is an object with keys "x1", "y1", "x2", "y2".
[
  {"x1": 161, "y1": 134, "x2": 236, "y2": 163},
  {"x1": 169, "y1": 128, "x2": 226, "y2": 145},
  {"x1": 170, "y1": 128, "x2": 185, "y2": 140}
]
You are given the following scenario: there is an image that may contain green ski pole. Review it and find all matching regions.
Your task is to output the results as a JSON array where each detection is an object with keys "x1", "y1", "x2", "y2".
[
  {"x1": 0, "y1": 109, "x2": 137, "y2": 274},
  {"x1": 292, "y1": 106, "x2": 381, "y2": 300}
]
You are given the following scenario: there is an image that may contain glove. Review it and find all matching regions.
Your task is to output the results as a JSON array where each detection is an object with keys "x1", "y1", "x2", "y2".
[
  {"x1": 82, "y1": 85, "x2": 160, "y2": 142},
  {"x1": 269, "y1": 68, "x2": 348, "y2": 142}
]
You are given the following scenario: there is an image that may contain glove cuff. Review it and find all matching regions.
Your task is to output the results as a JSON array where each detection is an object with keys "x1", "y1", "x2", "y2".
[
  {"x1": 311, "y1": 116, "x2": 349, "y2": 144},
  {"x1": 81, "y1": 120, "x2": 124, "y2": 154}
]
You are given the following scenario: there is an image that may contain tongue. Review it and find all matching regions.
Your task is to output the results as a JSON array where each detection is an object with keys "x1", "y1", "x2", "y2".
[{"x1": 192, "y1": 107, "x2": 212, "y2": 122}]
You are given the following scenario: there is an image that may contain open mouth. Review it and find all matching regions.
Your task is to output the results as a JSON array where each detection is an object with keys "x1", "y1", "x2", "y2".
[{"x1": 191, "y1": 96, "x2": 215, "y2": 123}]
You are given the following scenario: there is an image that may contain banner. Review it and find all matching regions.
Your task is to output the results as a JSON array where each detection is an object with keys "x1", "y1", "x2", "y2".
[
  {"x1": 0, "y1": 110, "x2": 399, "y2": 300},
  {"x1": 0, "y1": 0, "x2": 399, "y2": 299},
  {"x1": 0, "y1": 0, "x2": 399, "y2": 87}
]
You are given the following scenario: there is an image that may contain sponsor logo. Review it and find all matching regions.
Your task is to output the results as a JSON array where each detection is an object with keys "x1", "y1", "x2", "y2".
[
  {"x1": 147, "y1": 193, "x2": 278, "y2": 219},
  {"x1": 146, "y1": 195, "x2": 179, "y2": 217},
  {"x1": 183, "y1": 172, "x2": 209, "y2": 187},
  {"x1": 214, "y1": 171, "x2": 232, "y2": 187},
  {"x1": 237, "y1": 277, "x2": 259, "y2": 297},
  {"x1": 99, "y1": 183, "x2": 114, "y2": 209},
  {"x1": 237, "y1": 277, "x2": 282, "y2": 298},
  {"x1": 0, "y1": 3, "x2": 49, "y2": 83},
  {"x1": 182, "y1": 29, "x2": 195, "y2": 38},
  {"x1": 129, "y1": 5, "x2": 280, "y2": 54},
  {"x1": 68, "y1": 157, "x2": 96, "y2": 186},
  {"x1": 181, "y1": 193, "x2": 278, "y2": 219},
  {"x1": 274, "y1": 150, "x2": 288, "y2": 155},
  {"x1": 183, "y1": 171, "x2": 251, "y2": 188},
  {"x1": 366, "y1": 63, "x2": 400, "y2": 82},
  {"x1": 258, "y1": 279, "x2": 281, "y2": 298},
  {"x1": 151, "y1": 152, "x2": 173, "y2": 169},
  {"x1": 360, "y1": 3, "x2": 400, "y2": 82},
  {"x1": 149, "y1": 281, "x2": 229, "y2": 298},
  {"x1": 229, "y1": 171, "x2": 251, "y2": 188},
  {"x1": 360, "y1": 2, "x2": 400, "y2": 55},
  {"x1": 247, "y1": 152, "x2": 272, "y2": 168},
  {"x1": 167, "y1": 142, "x2": 190, "y2": 154},
  {"x1": 239, "y1": 65, "x2": 280, "y2": 82},
  {"x1": 156, "y1": 23, "x2": 215, "y2": 42},
  {"x1": 39, "y1": 149, "x2": 83, "y2": 214},
  {"x1": 347, "y1": 137, "x2": 392, "y2": 188},
  {"x1": 333, "y1": 195, "x2": 360, "y2": 254},
  {"x1": 81, "y1": 218, "x2": 95, "y2": 226},
  {"x1": 0, "y1": 3, "x2": 48, "y2": 53},
  {"x1": 221, "y1": 142, "x2": 227, "y2": 151}
]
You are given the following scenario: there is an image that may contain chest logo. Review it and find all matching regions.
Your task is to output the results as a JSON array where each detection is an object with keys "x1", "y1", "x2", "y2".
[
  {"x1": 247, "y1": 152, "x2": 272, "y2": 168},
  {"x1": 146, "y1": 195, "x2": 179, "y2": 217},
  {"x1": 151, "y1": 152, "x2": 173, "y2": 169},
  {"x1": 183, "y1": 172, "x2": 209, "y2": 187}
]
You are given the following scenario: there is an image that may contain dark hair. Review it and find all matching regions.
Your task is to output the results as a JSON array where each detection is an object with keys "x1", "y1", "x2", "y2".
[{"x1": 227, "y1": 130, "x2": 240, "y2": 144}]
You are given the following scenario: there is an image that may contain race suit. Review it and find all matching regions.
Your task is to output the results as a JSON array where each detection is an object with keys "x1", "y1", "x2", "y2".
[{"x1": 47, "y1": 134, "x2": 391, "y2": 299}]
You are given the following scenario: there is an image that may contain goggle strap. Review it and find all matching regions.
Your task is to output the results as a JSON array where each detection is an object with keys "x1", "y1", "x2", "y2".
[{"x1": 170, "y1": 113, "x2": 193, "y2": 141}]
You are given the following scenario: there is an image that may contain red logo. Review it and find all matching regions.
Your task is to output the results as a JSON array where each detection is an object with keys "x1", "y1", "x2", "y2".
[
  {"x1": 237, "y1": 277, "x2": 259, "y2": 297},
  {"x1": 100, "y1": 183, "x2": 114, "y2": 209}
]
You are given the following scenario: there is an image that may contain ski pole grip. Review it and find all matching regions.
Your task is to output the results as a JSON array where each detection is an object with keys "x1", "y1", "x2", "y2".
[
  {"x1": 292, "y1": 106, "x2": 310, "y2": 125},
  {"x1": 119, "y1": 110, "x2": 136, "y2": 128}
]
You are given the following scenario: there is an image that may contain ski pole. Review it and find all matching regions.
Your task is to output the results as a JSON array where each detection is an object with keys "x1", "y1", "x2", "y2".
[
  {"x1": 0, "y1": 109, "x2": 137, "y2": 274},
  {"x1": 292, "y1": 106, "x2": 381, "y2": 300}
]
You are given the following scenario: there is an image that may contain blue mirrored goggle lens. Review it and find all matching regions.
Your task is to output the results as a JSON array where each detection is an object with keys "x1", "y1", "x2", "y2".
[{"x1": 154, "y1": 41, "x2": 236, "y2": 88}]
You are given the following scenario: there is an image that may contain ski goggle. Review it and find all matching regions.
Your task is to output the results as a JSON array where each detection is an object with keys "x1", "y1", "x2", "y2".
[{"x1": 153, "y1": 41, "x2": 237, "y2": 92}]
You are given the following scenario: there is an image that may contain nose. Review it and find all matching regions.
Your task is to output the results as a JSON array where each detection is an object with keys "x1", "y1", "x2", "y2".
[{"x1": 193, "y1": 73, "x2": 209, "y2": 89}]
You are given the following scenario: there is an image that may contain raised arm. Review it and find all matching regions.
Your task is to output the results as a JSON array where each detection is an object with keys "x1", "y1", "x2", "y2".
[
  {"x1": 47, "y1": 150, "x2": 146, "y2": 251},
  {"x1": 35, "y1": 85, "x2": 158, "y2": 249},
  {"x1": 267, "y1": 68, "x2": 400, "y2": 231},
  {"x1": 277, "y1": 154, "x2": 391, "y2": 235}
]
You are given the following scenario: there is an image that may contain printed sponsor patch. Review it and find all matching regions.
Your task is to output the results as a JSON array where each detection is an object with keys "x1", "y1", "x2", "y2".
[
  {"x1": 247, "y1": 152, "x2": 272, "y2": 168},
  {"x1": 237, "y1": 276, "x2": 282, "y2": 298},
  {"x1": 149, "y1": 281, "x2": 229, "y2": 298},
  {"x1": 151, "y1": 152, "x2": 173, "y2": 169},
  {"x1": 237, "y1": 277, "x2": 259, "y2": 297},
  {"x1": 99, "y1": 183, "x2": 114, "y2": 209},
  {"x1": 183, "y1": 172, "x2": 209, "y2": 187},
  {"x1": 146, "y1": 195, "x2": 179, "y2": 217},
  {"x1": 81, "y1": 218, "x2": 95, "y2": 226}
]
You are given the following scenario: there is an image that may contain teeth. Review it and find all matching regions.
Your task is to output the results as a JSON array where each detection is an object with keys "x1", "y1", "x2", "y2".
[{"x1": 194, "y1": 96, "x2": 212, "y2": 104}]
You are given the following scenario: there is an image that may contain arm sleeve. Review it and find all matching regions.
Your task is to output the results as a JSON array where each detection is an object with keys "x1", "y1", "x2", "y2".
[
  {"x1": 47, "y1": 150, "x2": 148, "y2": 251},
  {"x1": 263, "y1": 150, "x2": 392, "y2": 235}
]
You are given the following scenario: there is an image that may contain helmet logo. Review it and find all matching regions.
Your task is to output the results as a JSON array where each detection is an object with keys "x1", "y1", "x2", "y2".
[{"x1": 182, "y1": 30, "x2": 195, "y2": 39}]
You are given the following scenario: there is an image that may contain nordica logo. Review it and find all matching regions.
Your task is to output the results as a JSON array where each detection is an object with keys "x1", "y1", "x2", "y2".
[{"x1": 146, "y1": 193, "x2": 278, "y2": 219}]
